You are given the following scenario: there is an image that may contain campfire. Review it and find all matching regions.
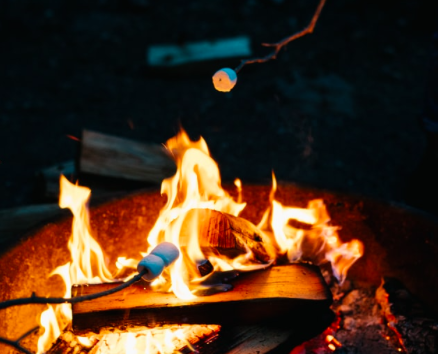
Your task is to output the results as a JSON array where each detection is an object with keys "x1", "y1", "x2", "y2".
[{"x1": 1, "y1": 129, "x2": 437, "y2": 354}]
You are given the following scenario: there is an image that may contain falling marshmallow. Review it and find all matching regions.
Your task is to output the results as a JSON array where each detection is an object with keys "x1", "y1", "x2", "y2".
[
  {"x1": 212, "y1": 68, "x2": 237, "y2": 92},
  {"x1": 137, "y1": 242, "x2": 180, "y2": 281}
]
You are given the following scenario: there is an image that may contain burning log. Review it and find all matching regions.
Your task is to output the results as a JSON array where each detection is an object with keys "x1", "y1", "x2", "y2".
[
  {"x1": 79, "y1": 130, "x2": 176, "y2": 183},
  {"x1": 47, "y1": 330, "x2": 98, "y2": 354},
  {"x1": 47, "y1": 326, "x2": 220, "y2": 354},
  {"x1": 180, "y1": 208, "x2": 275, "y2": 264},
  {"x1": 71, "y1": 264, "x2": 332, "y2": 334}
]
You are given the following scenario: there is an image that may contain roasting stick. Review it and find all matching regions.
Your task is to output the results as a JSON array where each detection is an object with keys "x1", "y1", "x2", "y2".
[
  {"x1": 0, "y1": 271, "x2": 147, "y2": 310},
  {"x1": 213, "y1": 0, "x2": 326, "y2": 92},
  {"x1": 0, "y1": 275, "x2": 149, "y2": 354},
  {"x1": 0, "y1": 243, "x2": 180, "y2": 354},
  {"x1": 0, "y1": 242, "x2": 179, "y2": 310}
]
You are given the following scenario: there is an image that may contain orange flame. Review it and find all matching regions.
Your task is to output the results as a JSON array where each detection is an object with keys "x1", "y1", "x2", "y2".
[
  {"x1": 146, "y1": 129, "x2": 248, "y2": 299},
  {"x1": 37, "y1": 176, "x2": 113, "y2": 353},
  {"x1": 258, "y1": 173, "x2": 363, "y2": 284},
  {"x1": 37, "y1": 173, "x2": 220, "y2": 353},
  {"x1": 37, "y1": 128, "x2": 364, "y2": 352},
  {"x1": 145, "y1": 129, "x2": 363, "y2": 299}
]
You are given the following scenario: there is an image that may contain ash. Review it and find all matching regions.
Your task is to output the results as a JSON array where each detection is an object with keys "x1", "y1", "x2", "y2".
[
  {"x1": 331, "y1": 282, "x2": 399, "y2": 354},
  {"x1": 298, "y1": 276, "x2": 438, "y2": 354}
]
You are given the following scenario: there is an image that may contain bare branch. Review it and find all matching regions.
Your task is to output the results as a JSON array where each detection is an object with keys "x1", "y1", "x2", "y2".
[{"x1": 235, "y1": 0, "x2": 326, "y2": 73}]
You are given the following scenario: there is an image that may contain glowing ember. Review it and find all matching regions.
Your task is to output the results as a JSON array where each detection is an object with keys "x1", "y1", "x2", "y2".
[
  {"x1": 375, "y1": 281, "x2": 407, "y2": 353},
  {"x1": 325, "y1": 334, "x2": 342, "y2": 350},
  {"x1": 36, "y1": 128, "x2": 364, "y2": 353}
]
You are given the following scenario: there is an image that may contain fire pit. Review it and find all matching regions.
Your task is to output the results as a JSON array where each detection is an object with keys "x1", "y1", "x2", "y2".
[{"x1": 1, "y1": 131, "x2": 438, "y2": 354}]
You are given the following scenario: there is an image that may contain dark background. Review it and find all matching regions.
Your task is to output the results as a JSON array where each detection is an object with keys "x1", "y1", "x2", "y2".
[{"x1": 1, "y1": 0, "x2": 437, "y2": 211}]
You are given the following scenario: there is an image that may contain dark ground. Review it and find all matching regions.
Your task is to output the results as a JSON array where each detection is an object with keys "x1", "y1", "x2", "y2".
[{"x1": 1, "y1": 0, "x2": 437, "y2": 212}]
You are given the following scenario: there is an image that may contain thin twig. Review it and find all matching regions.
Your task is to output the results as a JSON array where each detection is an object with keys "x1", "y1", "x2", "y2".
[
  {"x1": 235, "y1": 0, "x2": 326, "y2": 73},
  {"x1": 0, "y1": 269, "x2": 147, "y2": 310}
]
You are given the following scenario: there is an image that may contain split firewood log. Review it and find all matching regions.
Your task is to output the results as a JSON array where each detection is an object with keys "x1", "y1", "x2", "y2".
[
  {"x1": 79, "y1": 130, "x2": 176, "y2": 183},
  {"x1": 179, "y1": 208, "x2": 276, "y2": 264},
  {"x1": 47, "y1": 325, "x2": 220, "y2": 354}
]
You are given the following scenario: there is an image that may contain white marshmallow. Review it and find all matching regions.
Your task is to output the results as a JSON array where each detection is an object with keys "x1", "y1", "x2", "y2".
[
  {"x1": 150, "y1": 242, "x2": 180, "y2": 266},
  {"x1": 137, "y1": 242, "x2": 180, "y2": 281},
  {"x1": 212, "y1": 68, "x2": 237, "y2": 92},
  {"x1": 137, "y1": 254, "x2": 165, "y2": 281}
]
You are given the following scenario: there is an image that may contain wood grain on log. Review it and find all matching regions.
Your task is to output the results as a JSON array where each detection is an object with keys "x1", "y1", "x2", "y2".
[
  {"x1": 72, "y1": 264, "x2": 331, "y2": 334},
  {"x1": 180, "y1": 209, "x2": 275, "y2": 264},
  {"x1": 80, "y1": 130, "x2": 175, "y2": 183}
]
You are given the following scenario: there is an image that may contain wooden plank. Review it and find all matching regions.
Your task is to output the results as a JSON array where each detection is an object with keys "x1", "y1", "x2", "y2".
[
  {"x1": 72, "y1": 264, "x2": 332, "y2": 334},
  {"x1": 79, "y1": 130, "x2": 175, "y2": 183},
  {"x1": 147, "y1": 36, "x2": 251, "y2": 67}
]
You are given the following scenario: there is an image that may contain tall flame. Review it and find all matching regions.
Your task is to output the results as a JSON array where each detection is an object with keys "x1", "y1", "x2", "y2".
[
  {"x1": 146, "y1": 129, "x2": 247, "y2": 299},
  {"x1": 37, "y1": 176, "x2": 113, "y2": 353},
  {"x1": 258, "y1": 173, "x2": 363, "y2": 284},
  {"x1": 144, "y1": 129, "x2": 363, "y2": 299}
]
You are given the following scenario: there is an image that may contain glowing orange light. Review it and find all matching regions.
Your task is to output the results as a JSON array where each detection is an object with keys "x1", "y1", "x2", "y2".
[
  {"x1": 36, "y1": 128, "x2": 364, "y2": 353},
  {"x1": 328, "y1": 343, "x2": 336, "y2": 351},
  {"x1": 66, "y1": 134, "x2": 80, "y2": 141}
]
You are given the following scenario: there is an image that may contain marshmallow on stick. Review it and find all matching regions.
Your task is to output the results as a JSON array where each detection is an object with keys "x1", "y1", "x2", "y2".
[{"x1": 137, "y1": 242, "x2": 180, "y2": 281}]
